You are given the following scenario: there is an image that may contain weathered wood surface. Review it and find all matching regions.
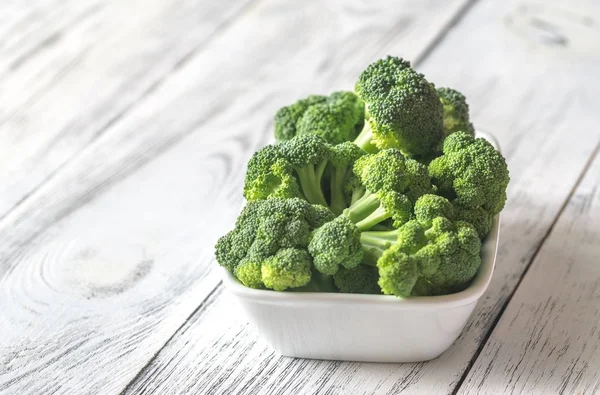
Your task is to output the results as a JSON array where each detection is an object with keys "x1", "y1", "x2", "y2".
[
  {"x1": 123, "y1": 0, "x2": 600, "y2": 394},
  {"x1": 2, "y1": 0, "x2": 600, "y2": 393},
  {"x1": 0, "y1": 0, "x2": 254, "y2": 220},
  {"x1": 457, "y1": 147, "x2": 600, "y2": 394},
  {"x1": 0, "y1": 0, "x2": 475, "y2": 393}
]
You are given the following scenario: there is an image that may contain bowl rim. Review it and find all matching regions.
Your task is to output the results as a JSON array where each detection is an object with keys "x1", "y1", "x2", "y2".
[{"x1": 221, "y1": 131, "x2": 502, "y2": 310}]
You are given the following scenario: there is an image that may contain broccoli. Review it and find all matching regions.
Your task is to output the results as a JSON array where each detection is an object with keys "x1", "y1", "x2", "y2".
[
  {"x1": 215, "y1": 198, "x2": 335, "y2": 291},
  {"x1": 428, "y1": 131, "x2": 510, "y2": 214},
  {"x1": 334, "y1": 265, "x2": 381, "y2": 294},
  {"x1": 277, "y1": 134, "x2": 333, "y2": 207},
  {"x1": 328, "y1": 142, "x2": 366, "y2": 214},
  {"x1": 275, "y1": 92, "x2": 365, "y2": 144},
  {"x1": 308, "y1": 149, "x2": 429, "y2": 275},
  {"x1": 274, "y1": 95, "x2": 326, "y2": 141},
  {"x1": 359, "y1": 195, "x2": 482, "y2": 297},
  {"x1": 308, "y1": 215, "x2": 363, "y2": 275},
  {"x1": 353, "y1": 56, "x2": 444, "y2": 158},
  {"x1": 243, "y1": 144, "x2": 303, "y2": 201},
  {"x1": 343, "y1": 148, "x2": 431, "y2": 230},
  {"x1": 455, "y1": 206, "x2": 494, "y2": 239},
  {"x1": 244, "y1": 135, "x2": 366, "y2": 215},
  {"x1": 437, "y1": 87, "x2": 475, "y2": 137}
]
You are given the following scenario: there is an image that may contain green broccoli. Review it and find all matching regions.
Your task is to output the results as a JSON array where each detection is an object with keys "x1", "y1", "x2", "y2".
[
  {"x1": 328, "y1": 142, "x2": 366, "y2": 215},
  {"x1": 343, "y1": 148, "x2": 431, "y2": 230},
  {"x1": 277, "y1": 134, "x2": 332, "y2": 207},
  {"x1": 215, "y1": 198, "x2": 335, "y2": 291},
  {"x1": 334, "y1": 265, "x2": 381, "y2": 294},
  {"x1": 308, "y1": 215, "x2": 363, "y2": 275},
  {"x1": 274, "y1": 95, "x2": 326, "y2": 141},
  {"x1": 455, "y1": 206, "x2": 494, "y2": 239},
  {"x1": 428, "y1": 131, "x2": 510, "y2": 214},
  {"x1": 275, "y1": 92, "x2": 365, "y2": 144},
  {"x1": 243, "y1": 144, "x2": 302, "y2": 201},
  {"x1": 359, "y1": 195, "x2": 482, "y2": 297},
  {"x1": 437, "y1": 87, "x2": 475, "y2": 137},
  {"x1": 353, "y1": 56, "x2": 444, "y2": 158},
  {"x1": 308, "y1": 149, "x2": 429, "y2": 275},
  {"x1": 244, "y1": 135, "x2": 366, "y2": 215},
  {"x1": 261, "y1": 248, "x2": 312, "y2": 291}
]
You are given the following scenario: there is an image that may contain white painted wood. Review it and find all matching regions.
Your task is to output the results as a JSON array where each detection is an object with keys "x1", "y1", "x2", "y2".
[
  {"x1": 0, "y1": 0, "x2": 472, "y2": 393},
  {"x1": 0, "y1": 0, "x2": 253, "y2": 220},
  {"x1": 457, "y1": 148, "x2": 600, "y2": 395},
  {"x1": 122, "y1": 0, "x2": 600, "y2": 394}
]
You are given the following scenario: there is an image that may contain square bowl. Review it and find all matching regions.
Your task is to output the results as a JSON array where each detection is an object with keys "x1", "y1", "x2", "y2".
[{"x1": 221, "y1": 132, "x2": 501, "y2": 363}]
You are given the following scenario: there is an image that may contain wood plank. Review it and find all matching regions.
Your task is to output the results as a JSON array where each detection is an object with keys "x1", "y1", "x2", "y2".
[
  {"x1": 0, "y1": 0, "x2": 471, "y2": 393},
  {"x1": 0, "y1": 0, "x2": 254, "y2": 220},
  {"x1": 457, "y1": 145, "x2": 600, "y2": 395},
  {"x1": 122, "y1": 0, "x2": 600, "y2": 394}
]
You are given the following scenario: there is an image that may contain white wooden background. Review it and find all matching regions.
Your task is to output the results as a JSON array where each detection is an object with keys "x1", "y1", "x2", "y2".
[{"x1": 1, "y1": 0, "x2": 600, "y2": 394}]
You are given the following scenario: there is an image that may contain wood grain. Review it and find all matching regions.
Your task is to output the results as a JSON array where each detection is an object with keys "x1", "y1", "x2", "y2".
[
  {"x1": 457, "y1": 145, "x2": 600, "y2": 395},
  {"x1": 122, "y1": 0, "x2": 600, "y2": 394},
  {"x1": 0, "y1": 0, "x2": 254, "y2": 220},
  {"x1": 0, "y1": 0, "x2": 472, "y2": 393}
]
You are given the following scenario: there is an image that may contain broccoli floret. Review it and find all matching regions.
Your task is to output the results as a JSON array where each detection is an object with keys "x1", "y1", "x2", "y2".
[
  {"x1": 274, "y1": 95, "x2": 327, "y2": 141},
  {"x1": 367, "y1": 217, "x2": 481, "y2": 297},
  {"x1": 437, "y1": 87, "x2": 475, "y2": 137},
  {"x1": 352, "y1": 148, "x2": 432, "y2": 203},
  {"x1": 243, "y1": 145, "x2": 303, "y2": 201},
  {"x1": 244, "y1": 136, "x2": 366, "y2": 214},
  {"x1": 215, "y1": 198, "x2": 335, "y2": 291},
  {"x1": 428, "y1": 132, "x2": 510, "y2": 214},
  {"x1": 413, "y1": 194, "x2": 455, "y2": 226},
  {"x1": 341, "y1": 149, "x2": 431, "y2": 231},
  {"x1": 275, "y1": 92, "x2": 365, "y2": 144},
  {"x1": 334, "y1": 265, "x2": 381, "y2": 294},
  {"x1": 262, "y1": 248, "x2": 312, "y2": 291},
  {"x1": 278, "y1": 134, "x2": 331, "y2": 207},
  {"x1": 353, "y1": 56, "x2": 444, "y2": 157},
  {"x1": 328, "y1": 142, "x2": 366, "y2": 215},
  {"x1": 308, "y1": 215, "x2": 363, "y2": 275},
  {"x1": 358, "y1": 194, "x2": 482, "y2": 297},
  {"x1": 455, "y1": 206, "x2": 494, "y2": 239}
]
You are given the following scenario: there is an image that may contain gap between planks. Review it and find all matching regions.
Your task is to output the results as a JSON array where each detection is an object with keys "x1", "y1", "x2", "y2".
[{"x1": 451, "y1": 139, "x2": 600, "y2": 395}]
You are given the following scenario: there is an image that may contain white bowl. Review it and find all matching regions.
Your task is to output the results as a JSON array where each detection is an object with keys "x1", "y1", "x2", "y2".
[
  {"x1": 221, "y1": 132, "x2": 501, "y2": 362},
  {"x1": 221, "y1": 214, "x2": 499, "y2": 363}
]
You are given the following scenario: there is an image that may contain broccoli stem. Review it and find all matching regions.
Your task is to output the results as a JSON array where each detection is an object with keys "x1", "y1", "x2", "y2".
[
  {"x1": 344, "y1": 192, "x2": 380, "y2": 224},
  {"x1": 360, "y1": 230, "x2": 398, "y2": 265},
  {"x1": 295, "y1": 160, "x2": 328, "y2": 207},
  {"x1": 343, "y1": 192, "x2": 391, "y2": 231},
  {"x1": 353, "y1": 122, "x2": 378, "y2": 153},
  {"x1": 355, "y1": 205, "x2": 391, "y2": 231},
  {"x1": 329, "y1": 165, "x2": 349, "y2": 215},
  {"x1": 351, "y1": 186, "x2": 366, "y2": 206}
]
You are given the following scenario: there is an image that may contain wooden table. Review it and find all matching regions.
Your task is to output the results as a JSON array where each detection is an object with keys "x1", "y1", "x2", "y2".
[{"x1": 1, "y1": 0, "x2": 600, "y2": 394}]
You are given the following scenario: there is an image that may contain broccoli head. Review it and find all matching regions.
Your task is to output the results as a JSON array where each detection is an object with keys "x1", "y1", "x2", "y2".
[
  {"x1": 334, "y1": 265, "x2": 381, "y2": 294},
  {"x1": 215, "y1": 198, "x2": 335, "y2": 290},
  {"x1": 428, "y1": 131, "x2": 510, "y2": 214},
  {"x1": 455, "y1": 206, "x2": 494, "y2": 239},
  {"x1": 358, "y1": 194, "x2": 482, "y2": 297},
  {"x1": 437, "y1": 87, "x2": 475, "y2": 137},
  {"x1": 261, "y1": 248, "x2": 313, "y2": 291},
  {"x1": 275, "y1": 92, "x2": 365, "y2": 144},
  {"x1": 340, "y1": 149, "x2": 431, "y2": 231},
  {"x1": 308, "y1": 215, "x2": 363, "y2": 275},
  {"x1": 274, "y1": 95, "x2": 326, "y2": 141},
  {"x1": 243, "y1": 144, "x2": 302, "y2": 201},
  {"x1": 353, "y1": 56, "x2": 444, "y2": 157}
]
